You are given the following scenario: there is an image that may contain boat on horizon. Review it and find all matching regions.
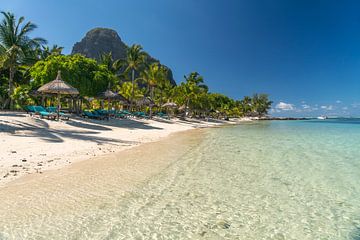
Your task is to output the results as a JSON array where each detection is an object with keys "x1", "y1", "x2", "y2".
[{"x1": 317, "y1": 115, "x2": 328, "y2": 120}]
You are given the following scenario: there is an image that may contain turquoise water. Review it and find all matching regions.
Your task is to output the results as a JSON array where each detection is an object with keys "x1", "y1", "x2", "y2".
[
  {"x1": 111, "y1": 119, "x2": 360, "y2": 239},
  {"x1": 1, "y1": 119, "x2": 360, "y2": 239}
]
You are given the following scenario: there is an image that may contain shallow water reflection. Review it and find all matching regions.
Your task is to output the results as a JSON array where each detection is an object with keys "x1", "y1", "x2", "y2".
[{"x1": 1, "y1": 120, "x2": 360, "y2": 239}]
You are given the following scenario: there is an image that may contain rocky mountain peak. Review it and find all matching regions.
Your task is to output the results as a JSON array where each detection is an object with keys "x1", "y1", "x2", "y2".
[{"x1": 71, "y1": 28, "x2": 176, "y2": 85}]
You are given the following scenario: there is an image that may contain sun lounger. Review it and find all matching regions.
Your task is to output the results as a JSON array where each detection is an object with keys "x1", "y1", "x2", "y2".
[
  {"x1": 156, "y1": 112, "x2": 170, "y2": 119},
  {"x1": 46, "y1": 106, "x2": 70, "y2": 120},
  {"x1": 24, "y1": 105, "x2": 36, "y2": 115},
  {"x1": 82, "y1": 110, "x2": 107, "y2": 120},
  {"x1": 134, "y1": 111, "x2": 149, "y2": 119},
  {"x1": 94, "y1": 110, "x2": 110, "y2": 120},
  {"x1": 33, "y1": 106, "x2": 57, "y2": 120}
]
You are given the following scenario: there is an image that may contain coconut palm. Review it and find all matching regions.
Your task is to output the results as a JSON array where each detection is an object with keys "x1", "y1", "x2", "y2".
[
  {"x1": 117, "y1": 81, "x2": 143, "y2": 104},
  {"x1": 251, "y1": 93, "x2": 272, "y2": 117},
  {"x1": 120, "y1": 44, "x2": 147, "y2": 110},
  {"x1": 180, "y1": 72, "x2": 208, "y2": 116},
  {"x1": 0, "y1": 11, "x2": 46, "y2": 109},
  {"x1": 99, "y1": 52, "x2": 122, "y2": 74},
  {"x1": 38, "y1": 44, "x2": 63, "y2": 60},
  {"x1": 241, "y1": 96, "x2": 252, "y2": 116},
  {"x1": 140, "y1": 63, "x2": 169, "y2": 117}
]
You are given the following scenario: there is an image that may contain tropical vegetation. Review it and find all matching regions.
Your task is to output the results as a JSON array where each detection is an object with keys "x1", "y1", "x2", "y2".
[{"x1": 0, "y1": 12, "x2": 273, "y2": 118}]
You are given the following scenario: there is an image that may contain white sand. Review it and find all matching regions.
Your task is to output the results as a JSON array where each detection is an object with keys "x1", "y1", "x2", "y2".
[{"x1": 0, "y1": 111, "x2": 241, "y2": 187}]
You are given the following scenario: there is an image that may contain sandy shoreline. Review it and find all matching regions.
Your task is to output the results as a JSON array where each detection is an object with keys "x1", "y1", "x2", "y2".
[
  {"x1": 0, "y1": 111, "x2": 242, "y2": 187},
  {"x1": 0, "y1": 127, "x2": 207, "y2": 239}
]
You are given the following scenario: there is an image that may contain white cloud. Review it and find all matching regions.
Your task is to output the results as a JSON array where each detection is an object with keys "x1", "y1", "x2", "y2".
[
  {"x1": 342, "y1": 106, "x2": 348, "y2": 110},
  {"x1": 302, "y1": 104, "x2": 310, "y2": 109},
  {"x1": 320, "y1": 105, "x2": 334, "y2": 110},
  {"x1": 351, "y1": 103, "x2": 360, "y2": 108},
  {"x1": 276, "y1": 102, "x2": 295, "y2": 111},
  {"x1": 336, "y1": 100, "x2": 342, "y2": 104}
]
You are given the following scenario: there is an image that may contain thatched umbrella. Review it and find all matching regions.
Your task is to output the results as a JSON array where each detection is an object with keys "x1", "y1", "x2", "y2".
[
  {"x1": 161, "y1": 102, "x2": 177, "y2": 118},
  {"x1": 162, "y1": 102, "x2": 177, "y2": 108},
  {"x1": 178, "y1": 105, "x2": 186, "y2": 111},
  {"x1": 136, "y1": 96, "x2": 155, "y2": 107},
  {"x1": 136, "y1": 96, "x2": 156, "y2": 118},
  {"x1": 98, "y1": 90, "x2": 129, "y2": 109},
  {"x1": 114, "y1": 93, "x2": 130, "y2": 106},
  {"x1": 37, "y1": 71, "x2": 79, "y2": 120},
  {"x1": 98, "y1": 89, "x2": 117, "y2": 110}
]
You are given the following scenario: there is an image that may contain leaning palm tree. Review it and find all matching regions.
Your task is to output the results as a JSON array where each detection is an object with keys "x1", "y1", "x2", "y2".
[
  {"x1": 0, "y1": 12, "x2": 46, "y2": 109},
  {"x1": 121, "y1": 44, "x2": 147, "y2": 110}
]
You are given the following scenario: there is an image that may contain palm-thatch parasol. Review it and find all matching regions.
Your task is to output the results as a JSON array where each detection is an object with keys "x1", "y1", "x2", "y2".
[
  {"x1": 136, "y1": 96, "x2": 155, "y2": 107},
  {"x1": 97, "y1": 90, "x2": 130, "y2": 108},
  {"x1": 178, "y1": 105, "x2": 187, "y2": 111},
  {"x1": 37, "y1": 71, "x2": 79, "y2": 120},
  {"x1": 162, "y1": 102, "x2": 177, "y2": 108}
]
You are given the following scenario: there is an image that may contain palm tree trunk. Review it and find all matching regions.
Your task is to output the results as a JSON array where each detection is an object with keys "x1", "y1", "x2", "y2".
[
  {"x1": 149, "y1": 86, "x2": 154, "y2": 118},
  {"x1": 130, "y1": 68, "x2": 135, "y2": 111},
  {"x1": 8, "y1": 66, "x2": 15, "y2": 110},
  {"x1": 159, "y1": 90, "x2": 163, "y2": 112}
]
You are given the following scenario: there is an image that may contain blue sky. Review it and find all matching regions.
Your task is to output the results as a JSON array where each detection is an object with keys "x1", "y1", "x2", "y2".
[{"x1": 2, "y1": 0, "x2": 360, "y2": 116}]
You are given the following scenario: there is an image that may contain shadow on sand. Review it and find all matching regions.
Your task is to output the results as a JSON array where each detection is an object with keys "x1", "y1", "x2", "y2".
[
  {"x1": 0, "y1": 111, "x2": 174, "y2": 145},
  {"x1": 0, "y1": 117, "x2": 139, "y2": 145}
]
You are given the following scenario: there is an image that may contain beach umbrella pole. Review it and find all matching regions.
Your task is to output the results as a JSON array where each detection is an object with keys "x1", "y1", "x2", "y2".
[{"x1": 57, "y1": 93, "x2": 60, "y2": 120}]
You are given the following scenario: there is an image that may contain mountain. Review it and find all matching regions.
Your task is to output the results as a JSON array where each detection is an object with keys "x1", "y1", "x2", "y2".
[{"x1": 71, "y1": 28, "x2": 176, "y2": 85}]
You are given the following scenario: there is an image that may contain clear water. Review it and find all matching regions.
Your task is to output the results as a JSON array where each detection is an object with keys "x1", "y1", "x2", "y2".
[{"x1": 1, "y1": 119, "x2": 360, "y2": 239}]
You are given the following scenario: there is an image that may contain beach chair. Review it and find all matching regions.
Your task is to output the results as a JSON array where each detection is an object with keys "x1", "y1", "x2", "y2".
[
  {"x1": 119, "y1": 110, "x2": 134, "y2": 118},
  {"x1": 24, "y1": 105, "x2": 36, "y2": 116},
  {"x1": 134, "y1": 111, "x2": 149, "y2": 119},
  {"x1": 94, "y1": 109, "x2": 110, "y2": 120},
  {"x1": 34, "y1": 106, "x2": 57, "y2": 120},
  {"x1": 93, "y1": 110, "x2": 109, "y2": 120},
  {"x1": 156, "y1": 112, "x2": 170, "y2": 119},
  {"x1": 115, "y1": 112, "x2": 127, "y2": 119},
  {"x1": 82, "y1": 110, "x2": 107, "y2": 120},
  {"x1": 46, "y1": 106, "x2": 70, "y2": 120}
]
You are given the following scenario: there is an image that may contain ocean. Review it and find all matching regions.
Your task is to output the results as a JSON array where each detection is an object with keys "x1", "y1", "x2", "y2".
[{"x1": 1, "y1": 119, "x2": 360, "y2": 239}]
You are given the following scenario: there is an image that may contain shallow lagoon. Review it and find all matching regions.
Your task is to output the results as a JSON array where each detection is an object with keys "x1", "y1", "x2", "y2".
[{"x1": 1, "y1": 119, "x2": 360, "y2": 239}]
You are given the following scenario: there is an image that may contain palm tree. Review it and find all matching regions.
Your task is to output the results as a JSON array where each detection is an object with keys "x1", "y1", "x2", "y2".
[
  {"x1": 38, "y1": 44, "x2": 63, "y2": 60},
  {"x1": 141, "y1": 63, "x2": 169, "y2": 117},
  {"x1": 251, "y1": 93, "x2": 272, "y2": 117},
  {"x1": 241, "y1": 96, "x2": 252, "y2": 116},
  {"x1": 121, "y1": 44, "x2": 147, "y2": 110},
  {"x1": 99, "y1": 52, "x2": 122, "y2": 74},
  {"x1": 0, "y1": 12, "x2": 46, "y2": 109},
  {"x1": 182, "y1": 72, "x2": 208, "y2": 116}
]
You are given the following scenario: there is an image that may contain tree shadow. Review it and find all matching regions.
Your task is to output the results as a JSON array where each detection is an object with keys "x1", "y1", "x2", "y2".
[
  {"x1": 66, "y1": 120, "x2": 113, "y2": 131},
  {"x1": 0, "y1": 118, "x2": 50, "y2": 133},
  {"x1": 0, "y1": 117, "x2": 138, "y2": 145},
  {"x1": 0, "y1": 111, "x2": 27, "y2": 118},
  {"x1": 151, "y1": 117, "x2": 175, "y2": 124},
  {"x1": 91, "y1": 118, "x2": 164, "y2": 130}
]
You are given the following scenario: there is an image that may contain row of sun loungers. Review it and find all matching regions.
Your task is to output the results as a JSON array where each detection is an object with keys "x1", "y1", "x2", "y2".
[
  {"x1": 24, "y1": 106, "x2": 170, "y2": 121},
  {"x1": 24, "y1": 106, "x2": 69, "y2": 120},
  {"x1": 82, "y1": 109, "x2": 170, "y2": 120}
]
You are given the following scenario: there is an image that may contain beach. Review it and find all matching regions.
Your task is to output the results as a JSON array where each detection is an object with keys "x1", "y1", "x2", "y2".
[{"x1": 0, "y1": 111, "x2": 238, "y2": 187}]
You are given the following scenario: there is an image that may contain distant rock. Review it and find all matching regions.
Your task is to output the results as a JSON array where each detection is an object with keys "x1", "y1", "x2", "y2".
[
  {"x1": 72, "y1": 28, "x2": 176, "y2": 85},
  {"x1": 72, "y1": 28, "x2": 127, "y2": 60}
]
